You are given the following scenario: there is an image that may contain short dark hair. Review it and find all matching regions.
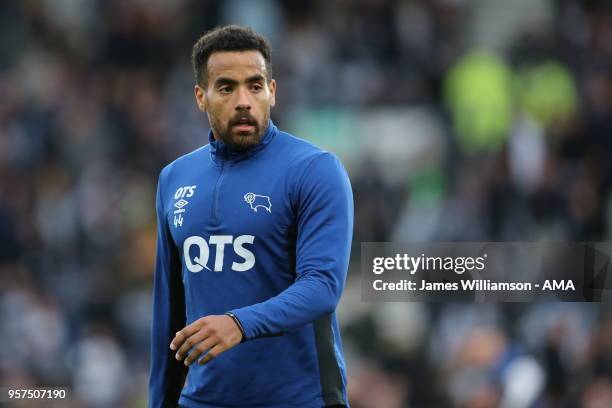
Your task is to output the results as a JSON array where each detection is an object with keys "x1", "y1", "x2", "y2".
[{"x1": 191, "y1": 25, "x2": 273, "y2": 86}]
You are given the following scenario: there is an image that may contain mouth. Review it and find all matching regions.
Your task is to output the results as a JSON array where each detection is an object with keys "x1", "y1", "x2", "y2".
[
  {"x1": 232, "y1": 118, "x2": 257, "y2": 134},
  {"x1": 233, "y1": 124, "x2": 256, "y2": 133}
]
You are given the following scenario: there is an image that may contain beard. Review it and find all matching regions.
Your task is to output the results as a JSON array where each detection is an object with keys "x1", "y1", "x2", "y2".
[{"x1": 209, "y1": 109, "x2": 270, "y2": 152}]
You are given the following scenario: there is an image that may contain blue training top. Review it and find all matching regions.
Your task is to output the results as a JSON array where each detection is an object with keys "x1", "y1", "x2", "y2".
[{"x1": 148, "y1": 120, "x2": 353, "y2": 408}]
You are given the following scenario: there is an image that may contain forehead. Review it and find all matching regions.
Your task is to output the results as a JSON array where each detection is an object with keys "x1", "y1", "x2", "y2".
[{"x1": 207, "y1": 51, "x2": 268, "y2": 82}]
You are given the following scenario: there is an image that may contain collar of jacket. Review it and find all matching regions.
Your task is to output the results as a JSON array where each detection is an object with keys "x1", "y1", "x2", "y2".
[{"x1": 208, "y1": 119, "x2": 277, "y2": 164}]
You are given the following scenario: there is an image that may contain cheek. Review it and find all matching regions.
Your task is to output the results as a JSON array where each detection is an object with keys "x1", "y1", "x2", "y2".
[
  {"x1": 255, "y1": 96, "x2": 273, "y2": 113},
  {"x1": 209, "y1": 103, "x2": 230, "y2": 122}
]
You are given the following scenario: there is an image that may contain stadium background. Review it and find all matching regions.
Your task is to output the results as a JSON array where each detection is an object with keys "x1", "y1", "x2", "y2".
[{"x1": 1, "y1": 0, "x2": 611, "y2": 407}]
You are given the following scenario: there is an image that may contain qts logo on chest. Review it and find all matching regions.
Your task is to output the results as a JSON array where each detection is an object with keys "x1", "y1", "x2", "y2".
[{"x1": 183, "y1": 235, "x2": 255, "y2": 273}]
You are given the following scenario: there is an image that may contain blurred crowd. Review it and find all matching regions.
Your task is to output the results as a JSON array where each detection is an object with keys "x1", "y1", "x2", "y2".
[{"x1": 1, "y1": 0, "x2": 611, "y2": 407}]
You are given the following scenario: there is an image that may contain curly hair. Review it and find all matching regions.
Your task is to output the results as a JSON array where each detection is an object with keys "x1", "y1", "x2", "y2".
[{"x1": 191, "y1": 25, "x2": 273, "y2": 86}]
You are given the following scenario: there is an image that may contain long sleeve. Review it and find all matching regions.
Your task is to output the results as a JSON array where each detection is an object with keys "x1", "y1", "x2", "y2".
[
  {"x1": 148, "y1": 170, "x2": 188, "y2": 408},
  {"x1": 230, "y1": 152, "x2": 353, "y2": 339}
]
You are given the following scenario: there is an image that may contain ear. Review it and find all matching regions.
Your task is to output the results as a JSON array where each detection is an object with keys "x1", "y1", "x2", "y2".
[
  {"x1": 194, "y1": 84, "x2": 207, "y2": 112},
  {"x1": 269, "y1": 79, "x2": 276, "y2": 108}
]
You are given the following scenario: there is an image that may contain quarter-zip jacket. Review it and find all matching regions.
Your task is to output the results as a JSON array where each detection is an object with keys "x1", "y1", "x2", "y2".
[{"x1": 149, "y1": 121, "x2": 353, "y2": 408}]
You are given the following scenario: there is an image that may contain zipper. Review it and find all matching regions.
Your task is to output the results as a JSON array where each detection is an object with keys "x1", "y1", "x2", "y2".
[{"x1": 211, "y1": 161, "x2": 226, "y2": 225}]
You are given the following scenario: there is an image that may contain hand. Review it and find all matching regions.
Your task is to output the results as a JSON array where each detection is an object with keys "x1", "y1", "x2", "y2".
[{"x1": 170, "y1": 314, "x2": 243, "y2": 366}]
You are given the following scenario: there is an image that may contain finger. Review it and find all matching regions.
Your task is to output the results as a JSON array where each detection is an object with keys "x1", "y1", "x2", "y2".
[
  {"x1": 199, "y1": 344, "x2": 225, "y2": 366},
  {"x1": 170, "y1": 321, "x2": 202, "y2": 351},
  {"x1": 183, "y1": 337, "x2": 218, "y2": 366},
  {"x1": 175, "y1": 330, "x2": 209, "y2": 361}
]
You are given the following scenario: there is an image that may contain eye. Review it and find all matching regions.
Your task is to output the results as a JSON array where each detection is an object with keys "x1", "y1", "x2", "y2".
[
  {"x1": 251, "y1": 83, "x2": 263, "y2": 92},
  {"x1": 219, "y1": 86, "x2": 232, "y2": 94}
]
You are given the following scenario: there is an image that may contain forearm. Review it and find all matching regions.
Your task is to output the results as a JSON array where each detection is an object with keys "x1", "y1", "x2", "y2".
[{"x1": 230, "y1": 268, "x2": 342, "y2": 339}]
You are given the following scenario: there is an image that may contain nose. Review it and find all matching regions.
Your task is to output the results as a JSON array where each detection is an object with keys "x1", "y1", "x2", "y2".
[{"x1": 235, "y1": 87, "x2": 251, "y2": 111}]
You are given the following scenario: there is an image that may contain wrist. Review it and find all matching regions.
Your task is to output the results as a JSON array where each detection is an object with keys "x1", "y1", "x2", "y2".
[{"x1": 225, "y1": 311, "x2": 246, "y2": 343}]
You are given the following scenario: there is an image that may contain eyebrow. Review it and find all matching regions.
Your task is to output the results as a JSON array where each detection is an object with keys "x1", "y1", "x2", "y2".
[
  {"x1": 214, "y1": 74, "x2": 266, "y2": 87},
  {"x1": 245, "y1": 74, "x2": 266, "y2": 83}
]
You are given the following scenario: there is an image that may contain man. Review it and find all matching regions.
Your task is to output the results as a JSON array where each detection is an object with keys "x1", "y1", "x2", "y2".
[{"x1": 148, "y1": 25, "x2": 353, "y2": 408}]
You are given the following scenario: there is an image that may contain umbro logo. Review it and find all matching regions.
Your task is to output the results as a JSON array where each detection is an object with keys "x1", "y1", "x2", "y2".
[{"x1": 174, "y1": 199, "x2": 189, "y2": 209}]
